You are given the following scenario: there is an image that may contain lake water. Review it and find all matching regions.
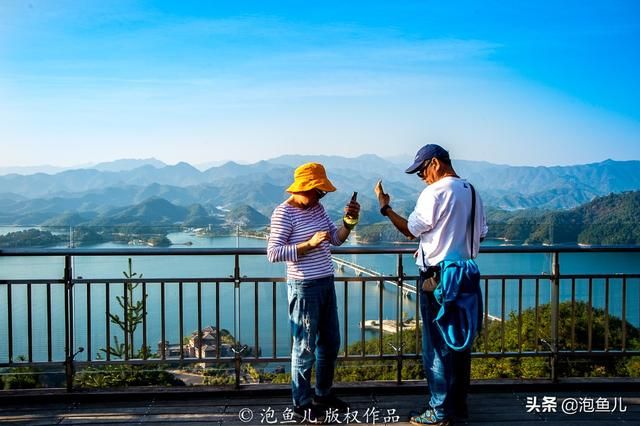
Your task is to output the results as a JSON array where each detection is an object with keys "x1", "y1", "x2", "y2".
[{"x1": 1, "y1": 231, "x2": 639, "y2": 363}]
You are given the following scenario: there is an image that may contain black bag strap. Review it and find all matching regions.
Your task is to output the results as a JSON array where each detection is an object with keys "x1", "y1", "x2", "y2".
[{"x1": 469, "y1": 183, "x2": 476, "y2": 257}]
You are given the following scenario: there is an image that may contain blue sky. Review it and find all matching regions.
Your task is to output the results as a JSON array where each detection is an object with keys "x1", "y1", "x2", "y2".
[{"x1": 1, "y1": 0, "x2": 639, "y2": 167}]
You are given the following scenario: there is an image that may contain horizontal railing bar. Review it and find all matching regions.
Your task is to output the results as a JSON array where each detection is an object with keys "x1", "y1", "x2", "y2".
[
  {"x1": 2, "y1": 245, "x2": 640, "y2": 257},
  {"x1": 11, "y1": 274, "x2": 637, "y2": 285},
  {"x1": 335, "y1": 276, "x2": 411, "y2": 281},
  {"x1": 481, "y1": 275, "x2": 551, "y2": 280},
  {"x1": 69, "y1": 274, "x2": 639, "y2": 284},
  {"x1": 71, "y1": 277, "x2": 408, "y2": 284},
  {"x1": 4, "y1": 350, "x2": 639, "y2": 369},
  {"x1": 5, "y1": 349, "x2": 639, "y2": 369},
  {"x1": 3, "y1": 274, "x2": 636, "y2": 285},
  {"x1": 2, "y1": 274, "x2": 636, "y2": 288},
  {"x1": 5, "y1": 278, "x2": 407, "y2": 285},
  {"x1": 557, "y1": 351, "x2": 640, "y2": 358},
  {"x1": 0, "y1": 362, "x2": 67, "y2": 369},
  {"x1": 72, "y1": 278, "x2": 237, "y2": 284},
  {"x1": 558, "y1": 274, "x2": 640, "y2": 279}
]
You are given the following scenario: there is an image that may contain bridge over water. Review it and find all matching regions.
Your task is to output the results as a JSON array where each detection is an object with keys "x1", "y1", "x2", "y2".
[{"x1": 331, "y1": 256, "x2": 416, "y2": 298}]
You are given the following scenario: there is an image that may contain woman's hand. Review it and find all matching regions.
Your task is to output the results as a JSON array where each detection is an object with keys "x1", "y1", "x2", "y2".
[
  {"x1": 344, "y1": 199, "x2": 360, "y2": 219},
  {"x1": 297, "y1": 231, "x2": 329, "y2": 256},
  {"x1": 308, "y1": 231, "x2": 330, "y2": 248}
]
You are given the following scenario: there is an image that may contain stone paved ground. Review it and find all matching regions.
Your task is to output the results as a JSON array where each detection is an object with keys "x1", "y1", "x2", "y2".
[{"x1": 1, "y1": 387, "x2": 638, "y2": 425}]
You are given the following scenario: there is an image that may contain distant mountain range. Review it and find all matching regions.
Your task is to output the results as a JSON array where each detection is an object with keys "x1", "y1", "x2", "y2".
[
  {"x1": 486, "y1": 190, "x2": 640, "y2": 245},
  {"x1": 1, "y1": 156, "x2": 639, "y2": 229},
  {"x1": 0, "y1": 158, "x2": 167, "y2": 176}
]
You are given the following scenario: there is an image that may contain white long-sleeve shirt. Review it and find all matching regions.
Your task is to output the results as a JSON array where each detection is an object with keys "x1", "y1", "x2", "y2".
[{"x1": 407, "y1": 177, "x2": 488, "y2": 268}]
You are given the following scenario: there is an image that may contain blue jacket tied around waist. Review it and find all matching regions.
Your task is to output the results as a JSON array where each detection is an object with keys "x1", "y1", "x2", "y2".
[{"x1": 433, "y1": 259, "x2": 483, "y2": 351}]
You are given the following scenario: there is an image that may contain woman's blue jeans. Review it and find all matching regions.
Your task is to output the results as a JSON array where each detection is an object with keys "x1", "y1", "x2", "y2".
[
  {"x1": 287, "y1": 275, "x2": 341, "y2": 407},
  {"x1": 420, "y1": 289, "x2": 471, "y2": 419}
]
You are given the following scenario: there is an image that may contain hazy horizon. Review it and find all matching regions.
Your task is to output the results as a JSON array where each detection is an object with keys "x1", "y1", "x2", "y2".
[{"x1": 1, "y1": 153, "x2": 638, "y2": 175}]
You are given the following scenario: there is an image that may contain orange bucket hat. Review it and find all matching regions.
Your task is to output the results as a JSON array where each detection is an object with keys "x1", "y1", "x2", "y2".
[{"x1": 286, "y1": 162, "x2": 337, "y2": 193}]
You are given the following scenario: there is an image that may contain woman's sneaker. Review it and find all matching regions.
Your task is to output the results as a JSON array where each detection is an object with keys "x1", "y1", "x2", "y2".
[
  {"x1": 293, "y1": 403, "x2": 326, "y2": 423},
  {"x1": 313, "y1": 392, "x2": 350, "y2": 412},
  {"x1": 409, "y1": 408, "x2": 451, "y2": 426}
]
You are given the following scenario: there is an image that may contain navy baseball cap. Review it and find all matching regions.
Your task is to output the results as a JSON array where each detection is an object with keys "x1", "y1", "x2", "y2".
[{"x1": 405, "y1": 144, "x2": 450, "y2": 174}]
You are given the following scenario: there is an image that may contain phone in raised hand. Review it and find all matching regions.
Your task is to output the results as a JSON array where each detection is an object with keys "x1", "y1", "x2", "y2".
[{"x1": 344, "y1": 191, "x2": 359, "y2": 228}]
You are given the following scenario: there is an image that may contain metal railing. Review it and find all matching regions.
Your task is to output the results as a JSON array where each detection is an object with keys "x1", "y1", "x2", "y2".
[{"x1": 1, "y1": 245, "x2": 639, "y2": 390}]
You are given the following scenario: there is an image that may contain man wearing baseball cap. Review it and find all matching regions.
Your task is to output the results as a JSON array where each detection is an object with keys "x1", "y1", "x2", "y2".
[{"x1": 375, "y1": 144, "x2": 488, "y2": 426}]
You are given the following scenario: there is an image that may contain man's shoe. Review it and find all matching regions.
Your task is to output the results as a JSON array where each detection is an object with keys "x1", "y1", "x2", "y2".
[
  {"x1": 313, "y1": 392, "x2": 350, "y2": 412},
  {"x1": 454, "y1": 404, "x2": 469, "y2": 419},
  {"x1": 410, "y1": 405, "x2": 465, "y2": 421},
  {"x1": 409, "y1": 408, "x2": 427, "y2": 418},
  {"x1": 409, "y1": 409, "x2": 451, "y2": 426},
  {"x1": 293, "y1": 403, "x2": 326, "y2": 423}
]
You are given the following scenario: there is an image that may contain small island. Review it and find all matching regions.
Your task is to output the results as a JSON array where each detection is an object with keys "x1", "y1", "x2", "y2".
[{"x1": 0, "y1": 228, "x2": 172, "y2": 248}]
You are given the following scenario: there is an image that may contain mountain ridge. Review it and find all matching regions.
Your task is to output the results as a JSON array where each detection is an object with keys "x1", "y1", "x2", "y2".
[{"x1": 1, "y1": 157, "x2": 639, "y2": 224}]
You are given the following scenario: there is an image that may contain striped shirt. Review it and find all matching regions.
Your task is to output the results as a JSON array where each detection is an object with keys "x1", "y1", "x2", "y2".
[{"x1": 267, "y1": 201, "x2": 342, "y2": 280}]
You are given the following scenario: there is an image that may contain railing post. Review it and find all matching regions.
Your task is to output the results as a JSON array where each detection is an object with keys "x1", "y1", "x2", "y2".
[
  {"x1": 233, "y1": 253, "x2": 242, "y2": 389},
  {"x1": 550, "y1": 251, "x2": 560, "y2": 383},
  {"x1": 234, "y1": 351, "x2": 242, "y2": 389},
  {"x1": 64, "y1": 255, "x2": 74, "y2": 392},
  {"x1": 396, "y1": 254, "x2": 404, "y2": 384}
]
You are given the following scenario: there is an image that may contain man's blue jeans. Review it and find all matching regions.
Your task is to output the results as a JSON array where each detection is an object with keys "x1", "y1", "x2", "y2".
[
  {"x1": 420, "y1": 289, "x2": 471, "y2": 419},
  {"x1": 287, "y1": 275, "x2": 341, "y2": 407}
]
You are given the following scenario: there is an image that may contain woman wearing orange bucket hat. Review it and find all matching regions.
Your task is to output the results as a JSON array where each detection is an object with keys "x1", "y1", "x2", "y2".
[{"x1": 267, "y1": 162, "x2": 360, "y2": 421}]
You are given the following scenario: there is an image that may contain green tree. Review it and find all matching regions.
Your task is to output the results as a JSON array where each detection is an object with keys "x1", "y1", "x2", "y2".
[
  {"x1": 102, "y1": 258, "x2": 149, "y2": 360},
  {"x1": 75, "y1": 259, "x2": 181, "y2": 388},
  {"x1": 0, "y1": 229, "x2": 65, "y2": 248},
  {"x1": 472, "y1": 301, "x2": 640, "y2": 378}
]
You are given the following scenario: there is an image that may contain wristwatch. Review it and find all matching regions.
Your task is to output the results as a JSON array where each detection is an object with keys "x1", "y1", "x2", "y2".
[{"x1": 380, "y1": 205, "x2": 392, "y2": 216}]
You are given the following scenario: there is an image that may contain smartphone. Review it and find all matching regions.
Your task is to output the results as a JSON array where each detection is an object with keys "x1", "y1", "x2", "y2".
[{"x1": 345, "y1": 192, "x2": 359, "y2": 223}]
